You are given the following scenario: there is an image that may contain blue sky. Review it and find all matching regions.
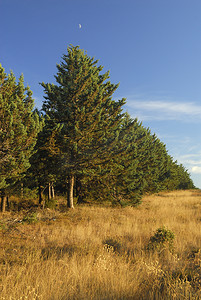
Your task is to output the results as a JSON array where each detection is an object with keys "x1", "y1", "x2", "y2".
[{"x1": 1, "y1": 0, "x2": 201, "y2": 188}]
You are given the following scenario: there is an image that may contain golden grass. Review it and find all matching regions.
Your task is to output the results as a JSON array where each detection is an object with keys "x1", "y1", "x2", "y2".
[{"x1": 0, "y1": 190, "x2": 201, "y2": 299}]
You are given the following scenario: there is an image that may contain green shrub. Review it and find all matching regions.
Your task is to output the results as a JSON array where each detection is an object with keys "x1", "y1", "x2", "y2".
[
  {"x1": 147, "y1": 226, "x2": 175, "y2": 253},
  {"x1": 23, "y1": 187, "x2": 38, "y2": 200},
  {"x1": 14, "y1": 186, "x2": 38, "y2": 200},
  {"x1": 45, "y1": 198, "x2": 57, "y2": 209},
  {"x1": 22, "y1": 212, "x2": 38, "y2": 224}
]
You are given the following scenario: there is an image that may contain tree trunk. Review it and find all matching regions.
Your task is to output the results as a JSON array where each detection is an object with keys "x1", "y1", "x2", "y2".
[
  {"x1": 1, "y1": 196, "x2": 6, "y2": 213},
  {"x1": 6, "y1": 196, "x2": 9, "y2": 210},
  {"x1": 21, "y1": 182, "x2": 24, "y2": 200},
  {"x1": 67, "y1": 174, "x2": 74, "y2": 208},
  {"x1": 38, "y1": 184, "x2": 43, "y2": 204},
  {"x1": 48, "y1": 182, "x2": 51, "y2": 200},
  {"x1": 51, "y1": 184, "x2": 55, "y2": 199}
]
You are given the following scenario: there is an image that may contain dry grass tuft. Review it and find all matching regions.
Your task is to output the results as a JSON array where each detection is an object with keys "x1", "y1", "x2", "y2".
[{"x1": 0, "y1": 190, "x2": 201, "y2": 299}]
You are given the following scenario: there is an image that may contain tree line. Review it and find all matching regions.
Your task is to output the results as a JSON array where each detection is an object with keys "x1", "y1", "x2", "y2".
[{"x1": 0, "y1": 45, "x2": 195, "y2": 211}]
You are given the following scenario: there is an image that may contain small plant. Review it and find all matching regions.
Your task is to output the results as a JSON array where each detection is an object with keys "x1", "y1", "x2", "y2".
[
  {"x1": 147, "y1": 226, "x2": 175, "y2": 253},
  {"x1": 45, "y1": 198, "x2": 57, "y2": 209},
  {"x1": 0, "y1": 222, "x2": 7, "y2": 230},
  {"x1": 22, "y1": 212, "x2": 38, "y2": 224},
  {"x1": 103, "y1": 238, "x2": 123, "y2": 254}
]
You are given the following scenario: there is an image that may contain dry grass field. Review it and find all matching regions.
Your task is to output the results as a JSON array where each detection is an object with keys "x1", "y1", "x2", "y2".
[{"x1": 0, "y1": 190, "x2": 201, "y2": 299}]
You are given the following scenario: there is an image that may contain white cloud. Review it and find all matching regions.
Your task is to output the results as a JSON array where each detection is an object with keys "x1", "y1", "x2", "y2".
[
  {"x1": 191, "y1": 166, "x2": 201, "y2": 174},
  {"x1": 125, "y1": 98, "x2": 201, "y2": 122},
  {"x1": 178, "y1": 152, "x2": 201, "y2": 166},
  {"x1": 130, "y1": 100, "x2": 201, "y2": 115}
]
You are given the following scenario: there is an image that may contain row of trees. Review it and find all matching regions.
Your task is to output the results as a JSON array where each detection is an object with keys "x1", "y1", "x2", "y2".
[{"x1": 0, "y1": 46, "x2": 195, "y2": 211}]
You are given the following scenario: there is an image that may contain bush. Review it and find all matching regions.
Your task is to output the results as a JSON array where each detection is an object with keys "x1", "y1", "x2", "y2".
[
  {"x1": 147, "y1": 226, "x2": 175, "y2": 253},
  {"x1": 45, "y1": 198, "x2": 57, "y2": 209},
  {"x1": 22, "y1": 212, "x2": 38, "y2": 224}
]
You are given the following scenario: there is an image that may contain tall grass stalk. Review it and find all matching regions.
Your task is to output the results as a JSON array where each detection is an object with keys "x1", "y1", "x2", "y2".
[{"x1": 0, "y1": 190, "x2": 201, "y2": 299}]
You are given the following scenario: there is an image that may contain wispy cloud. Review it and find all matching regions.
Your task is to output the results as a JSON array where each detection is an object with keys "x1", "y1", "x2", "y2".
[
  {"x1": 174, "y1": 153, "x2": 201, "y2": 178},
  {"x1": 180, "y1": 153, "x2": 201, "y2": 163},
  {"x1": 191, "y1": 166, "x2": 201, "y2": 174},
  {"x1": 125, "y1": 97, "x2": 201, "y2": 122}
]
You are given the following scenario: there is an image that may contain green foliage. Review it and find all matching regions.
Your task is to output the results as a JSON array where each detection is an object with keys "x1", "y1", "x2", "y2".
[
  {"x1": 12, "y1": 184, "x2": 38, "y2": 200},
  {"x1": 2, "y1": 47, "x2": 194, "y2": 208},
  {"x1": 45, "y1": 198, "x2": 57, "y2": 209},
  {"x1": 0, "y1": 64, "x2": 42, "y2": 192},
  {"x1": 27, "y1": 115, "x2": 59, "y2": 198},
  {"x1": 38, "y1": 46, "x2": 195, "y2": 207},
  {"x1": 40, "y1": 45, "x2": 129, "y2": 207},
  {"x1": 22, "y1": 212, "x2": 38, "y2": 224},
  {"x1": 22, "y1": 187, "x2": 38, "y2": 200},
  {"x1": 147, "y1": 226, "x2": 175, "y2": 252}
]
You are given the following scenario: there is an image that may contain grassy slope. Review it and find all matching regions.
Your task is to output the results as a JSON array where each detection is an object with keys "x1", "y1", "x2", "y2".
[{"x1": 0, "y1": 190, "x2": 201, "y2": 299}]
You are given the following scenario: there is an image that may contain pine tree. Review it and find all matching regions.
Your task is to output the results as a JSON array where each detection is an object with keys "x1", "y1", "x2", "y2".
[
  {"x1": 0, "y1": 64, "x2": 42, "y2": 211},
  {"x1": 27, "y1": 116, "x2": 60, "y2": 205},
  {"x1": 41, "y1": 45, "x2": 128, "y2": 208}
]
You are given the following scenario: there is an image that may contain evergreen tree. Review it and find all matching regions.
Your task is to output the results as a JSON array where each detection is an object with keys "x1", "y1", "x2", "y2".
[
  {"x1": 176, "y1": 164, "x2": 195, "y2": 189},
  {"x1": 41, "y1": 45, "x2": 129, "y2": 208},
  {"x1": 27, "y1": 116, "x2": 60, "y2": 204},
  {"x1": 0, "y1": 64, "x2": 42, "y2": 211},
  {"x1": 161, "y1": 160, "x2": 195, "y2": 191},
  {"x1": 105, "y1": 115, "x2": 169, "y2": 204},
  {"x1": 74, "y1": 113, "x2": 139, "y2": 206},
  {"x1": 89, "y1": 114, "x2": 195, "y2": 204}
]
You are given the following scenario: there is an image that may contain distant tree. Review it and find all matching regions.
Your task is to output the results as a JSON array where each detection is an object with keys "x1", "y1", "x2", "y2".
[
  {"x1": 88, "y1": 114, "x2": 195, "y2": 204},
  {"x1": 176, "y1": 164, "x2": 195, "y2": 189},
  {"x1": 41, "y1": 45, "x2": 130, "y2": 208},
  {"x1": 162, "y1": 160, "x2": 195, "y2": 191},
  {"x1": 0, "y1": 64, "x2": 42, "y2": 211},
  {"x1": 103, "y1": 115, "x2": 170, "y2": 204}
]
